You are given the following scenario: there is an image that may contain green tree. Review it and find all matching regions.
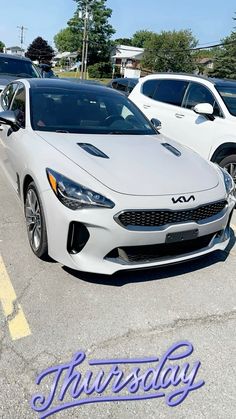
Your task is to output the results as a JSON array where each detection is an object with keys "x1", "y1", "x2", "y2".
[
  {"x1": 132, "y1": 30, "x2": 154, "y2": 48},
  {"x1": 54, "y1": 28, "x2": 80, "y2": 52},
  {"x1": 210, "y1": 32, "x2": 236, "y2": 78},
  {"x1": 114, "y1": 38, "x2": 133, "y2": 46},
  {"x1": 142, "y1": 30, "x2": 198, "y2": 73},
  {"x1": 54, "y1": 0, "x2": 115, "y2": 64},
  {"x1": 0, "y1": 41, "x2": 5, "y2": 52},
  {"x1": 26, "y1": 37, "x2": 54, "y2": 63}
]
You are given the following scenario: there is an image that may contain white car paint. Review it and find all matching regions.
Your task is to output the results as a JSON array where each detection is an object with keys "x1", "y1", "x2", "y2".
[{"x1": 0, "y1": 78, "x2": 235, "y2": 275}]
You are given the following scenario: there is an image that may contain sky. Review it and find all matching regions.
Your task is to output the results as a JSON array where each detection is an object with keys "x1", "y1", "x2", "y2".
[{"x1": 0, "y1": 0, "x2": 235, "y2": 50}]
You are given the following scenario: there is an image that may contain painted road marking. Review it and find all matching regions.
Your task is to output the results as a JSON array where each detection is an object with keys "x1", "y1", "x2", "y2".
[{"x1": 0, "y1": 255, "x2": 31, "y2": 340}]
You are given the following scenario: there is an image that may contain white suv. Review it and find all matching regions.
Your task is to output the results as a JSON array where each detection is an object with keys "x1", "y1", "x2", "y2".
[{"x1": 129, "y1": 73, "x2": 236, "y2": 182}]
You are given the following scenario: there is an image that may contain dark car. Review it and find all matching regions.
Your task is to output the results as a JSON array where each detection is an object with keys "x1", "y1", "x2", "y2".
[
  {"x1": 107, "y1": 77, "x2": 139, "y2": 95},
  {"x1": 38, "y1": 63, "x2": 58, "y2": 78},
  {"x1": 0, "y1": 53, "x2": 41, "y2": 93}
]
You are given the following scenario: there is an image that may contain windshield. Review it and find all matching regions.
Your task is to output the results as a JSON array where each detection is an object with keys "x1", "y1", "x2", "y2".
[
  {"x1": 0, "y1": 57, "x2": 40, "y2": 78},
  {"x1": 30, "y1": 87, "x2": 156, "y2": 135},
  {"x1": 216, "y1": 85, "x2": 236, "y2": 116}
]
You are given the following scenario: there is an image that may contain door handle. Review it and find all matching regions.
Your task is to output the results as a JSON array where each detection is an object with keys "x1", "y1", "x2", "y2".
[
  {"x1": 175, "y1": 113, "x2": 185, "y2": 118},
  {"x1": 143, "y1": 104, "x2": 151, "y2": 109}
]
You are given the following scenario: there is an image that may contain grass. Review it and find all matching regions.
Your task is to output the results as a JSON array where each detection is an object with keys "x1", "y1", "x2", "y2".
[{"x1": 54, "y1": 70, "x2": 111, "y2": 84}]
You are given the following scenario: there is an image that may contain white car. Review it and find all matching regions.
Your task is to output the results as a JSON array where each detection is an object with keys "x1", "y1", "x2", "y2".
[
  {"x1": 0, "y1": 79, "x2": 235, "y2": 274},
  {"x1": 129, "y1": 73, "x2": 236, "y2": 182}
]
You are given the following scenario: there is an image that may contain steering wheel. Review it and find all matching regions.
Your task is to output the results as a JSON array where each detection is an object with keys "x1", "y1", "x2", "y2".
[{"x1": 105, "y1": 115, "x2": 124, "y2": 126}]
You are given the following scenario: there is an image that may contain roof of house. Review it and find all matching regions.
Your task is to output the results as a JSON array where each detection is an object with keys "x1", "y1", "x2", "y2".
[
  {"x1": 112, "y1": 45, "x2": 144, "y2": 60},
  {"x1": 6, "y1": 46, "x2": 24, "y2": 51}
]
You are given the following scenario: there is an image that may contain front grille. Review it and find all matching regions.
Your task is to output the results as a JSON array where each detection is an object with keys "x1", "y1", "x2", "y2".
[
  {"x1": 106, "y1": 231, "x2": 221, "y2": 264},
  {"x1": 117, "y1": 200, "x2": 227, "y2": 229}
]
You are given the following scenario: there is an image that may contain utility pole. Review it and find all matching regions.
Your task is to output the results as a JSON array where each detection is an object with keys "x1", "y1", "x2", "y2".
[
  {"x1": 80, "y1": 1, "x2": 92, "y2": 79},
  {"x1": 17, "y1": 25, "x2": 27, "y2": 55},
  {"x1": 80, "y1": 2, "x2": 88, "y2": 79}
]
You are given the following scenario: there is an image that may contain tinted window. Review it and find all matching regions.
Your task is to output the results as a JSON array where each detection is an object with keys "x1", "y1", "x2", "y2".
[
  {"x1": 142, "y1": 80, "x2": 158, "y2": 98},
  {"x1": 153, "y1": 80, "x2": 189, "y2": 106},
  {"x1": 11, "y1": 85, "x2": 26, "y2": 127},
  {"x1": 0, "y1": 57, "x2": 40, "y2": 78},
  {"x1": 183, "y1": 82, "x2": 221, "y2": 116},
  {"x1": 30, "y1": 87, "x2": 156, "y2": 135},
  {"x1": 216, "y1": 85, "x2": 236, "y2": 116},
  {"x1": 1, "y1": 83, "x2": 18, "y2": 110}
]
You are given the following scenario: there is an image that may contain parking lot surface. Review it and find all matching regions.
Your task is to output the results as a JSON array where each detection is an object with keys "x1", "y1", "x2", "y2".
[{"x1": 0, "y1": 168, "x2": 236, "y2": 418}]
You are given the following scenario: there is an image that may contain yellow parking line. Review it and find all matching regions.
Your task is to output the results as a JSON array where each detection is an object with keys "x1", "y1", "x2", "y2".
[{"x1": 0, "y1": 255, "x2": 31, "y2": 340}]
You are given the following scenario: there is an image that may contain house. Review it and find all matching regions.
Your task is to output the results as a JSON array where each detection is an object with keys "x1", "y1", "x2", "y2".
[
  {"x1": 196, "y1": 57, "x2": 214, "y2": 75},
  {"x1": 5, "y1": 46, "x2": 25, "y2": 56},
  {"x1": 111, "y1": 45, "x2": 144, "y2": 77},
  {"x1": 53, "y1": 51, "x2": 78, "y2": 69}
]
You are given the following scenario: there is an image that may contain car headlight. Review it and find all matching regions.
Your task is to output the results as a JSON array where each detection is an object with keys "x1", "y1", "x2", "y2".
[
  {"x1": 220, "y1": 167, "x2": 235, "y2": 197},
  {"x1": 46, "y1": 168, "x2": 115, "y2": 210}
]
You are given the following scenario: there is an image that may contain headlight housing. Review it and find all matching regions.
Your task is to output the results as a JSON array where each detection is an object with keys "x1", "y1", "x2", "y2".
[
  {"x1": 46, "y1": 168, "x2": 115, "y2": 210},
  {"x1": 220, "y1": 167, "x2": 235, "y2": 197}
]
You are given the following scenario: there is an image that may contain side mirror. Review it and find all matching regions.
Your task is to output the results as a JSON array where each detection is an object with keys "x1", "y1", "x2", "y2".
[
  {"x1": 193, "y1": 103, "x2": 214, "y2": 116},
  {"x1": 0, "y1": 110, "x2": 19, "y2": 130},
  {"x1": 151, "y1": 118, "x2": 162, "y2": 131}
]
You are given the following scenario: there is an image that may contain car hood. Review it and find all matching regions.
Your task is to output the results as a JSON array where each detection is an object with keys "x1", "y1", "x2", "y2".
[
  {"x1": 37, "y1": 132, "x2": 219, "y2": 196},
  {"x1": 0, "y1": 75, "x2": 16, "y2": 89}
]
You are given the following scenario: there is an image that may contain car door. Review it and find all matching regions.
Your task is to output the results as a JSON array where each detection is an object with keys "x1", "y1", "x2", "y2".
[
  {"x1": 0, "y1": 82, "x2": 19, "y2": 184},
  {"x1": 138, "y1": 78, "x2": 189, "y2": 141},
  {"x1": 165, "y1": 81, "x2": 226, "y2": 159},
  {"x1": 0, "y1": 83, "x2": 26, "y2": 192}
]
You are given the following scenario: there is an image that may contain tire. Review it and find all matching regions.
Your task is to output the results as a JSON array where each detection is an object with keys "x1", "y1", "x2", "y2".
[
  {"x1": 218, "y1": 154, "x2": 236, "y2": 183},
  {"x1": 24, "y1": 181, "x2": 48, "y2": 259}
]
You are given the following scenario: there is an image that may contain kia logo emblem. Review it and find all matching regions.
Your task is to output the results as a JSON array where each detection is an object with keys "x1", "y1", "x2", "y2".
[{"x1": 172, "y1": 195, "x2": 195, "y2": 204}]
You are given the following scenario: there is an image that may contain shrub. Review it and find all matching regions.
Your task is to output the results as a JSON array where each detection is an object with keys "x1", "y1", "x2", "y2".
[{"x1": 88, "y1": 62, "x2": 112, "y2": 78}]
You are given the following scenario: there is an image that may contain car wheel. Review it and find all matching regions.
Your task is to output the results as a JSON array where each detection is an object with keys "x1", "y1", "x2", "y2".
[
  {"x1": 24, "y1": 181, "x2": 48, "y2": 259},
  {"x1": 219, "y1": 154, "x2": 236, "y2": 183}
]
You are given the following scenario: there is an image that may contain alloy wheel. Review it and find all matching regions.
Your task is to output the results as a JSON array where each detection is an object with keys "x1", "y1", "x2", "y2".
[{"x1": 25, "y1": 188, "x2": 42, "y2": 252}]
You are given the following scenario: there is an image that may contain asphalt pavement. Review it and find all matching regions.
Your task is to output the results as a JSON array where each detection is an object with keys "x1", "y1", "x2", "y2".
[{"x1": 0, "y1": 167, "x2": 235, "y2": 419}]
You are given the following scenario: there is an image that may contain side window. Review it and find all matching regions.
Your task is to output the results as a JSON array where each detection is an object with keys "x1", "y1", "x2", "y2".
[
  {"x1": 183, "y1": 82, "x2": 222, "y2": 116},
  {"x1": 1, "y1": 83, "x2": 18, "y2": 110},
  {"x1": 10, "y1": 84, "x2": 26, "y2": 128},
  {"x1": 152, "y1": 80, "x2": 189, "y2": 107},
  {"x1": 116, "y1": 80, "x2": 128, "y2": 92},
  {"x1": 142, "y1": 80, "x2": 159, "y2": 98}
]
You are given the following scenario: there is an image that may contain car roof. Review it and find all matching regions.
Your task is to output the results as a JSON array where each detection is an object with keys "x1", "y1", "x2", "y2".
[
  {"x1": 141, "y1": 72, "x2": 236, "y2": 87},
  {"x1": 0, "y1": 53, "x2": 31, "y2": 62},
  {"x1": 27, "y1": 78, "x2": 122, "y2": 94}
]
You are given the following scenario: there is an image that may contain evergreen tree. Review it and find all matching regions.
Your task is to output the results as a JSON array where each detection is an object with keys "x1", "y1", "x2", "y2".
[
  {"x1": 26, "y1": 37, "x2": 54, "y2": 63},
  {"x1": 0, "y1": 41, "x2": 5, "y2": 52}
]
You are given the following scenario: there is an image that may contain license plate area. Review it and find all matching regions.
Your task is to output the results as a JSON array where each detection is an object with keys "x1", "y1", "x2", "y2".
[{"x1": 166, "y1": 229, "x2": 199, "y2": 244}]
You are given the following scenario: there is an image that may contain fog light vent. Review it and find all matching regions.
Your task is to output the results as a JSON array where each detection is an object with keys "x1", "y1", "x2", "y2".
[{"x1": 67, "y1": 222, "x2": 90, "y2": 254}]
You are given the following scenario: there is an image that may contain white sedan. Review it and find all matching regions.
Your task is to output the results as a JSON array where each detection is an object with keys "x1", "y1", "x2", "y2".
[{"x1": 0, "y1": 79, "x2": 235, "y2": 274}]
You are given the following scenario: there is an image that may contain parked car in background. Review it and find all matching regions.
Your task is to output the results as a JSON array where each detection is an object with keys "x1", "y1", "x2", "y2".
[
  {"x1": 0, "y1": 79, "x2": 235, "y2": 274},
  {"x1": 130, "y1": 73, "x2": 236, "y2": 182},
  {"x1": 107, "y1": 77, "x2": 139, "y2": 95},
  {"x1": 38, "y1": 63, "x2": 58, "y2": 78},
  {"x1": 0, "y1": 53, "x2": 41, "y2": 93}
]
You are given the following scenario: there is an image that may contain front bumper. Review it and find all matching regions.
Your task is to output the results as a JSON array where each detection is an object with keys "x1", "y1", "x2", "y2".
[{"x1": 41, "y1": 188, "x2": 235, "y2": 275}]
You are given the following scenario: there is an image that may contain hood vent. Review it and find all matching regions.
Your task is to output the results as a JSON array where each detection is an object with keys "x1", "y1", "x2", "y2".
[
  {"x1": 161, "y1": 143, "x2": 181, "y2": 157},
  {"x1": 77, "y1": 143, "x2": 109, "y2": 159}
]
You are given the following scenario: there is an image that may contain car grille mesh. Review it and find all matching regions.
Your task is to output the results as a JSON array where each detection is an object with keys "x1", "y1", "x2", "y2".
[{"x1": 117, "y1": 200, "x2": 227, "y2": 228}]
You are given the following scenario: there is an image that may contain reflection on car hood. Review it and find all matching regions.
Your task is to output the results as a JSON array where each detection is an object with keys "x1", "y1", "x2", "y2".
[
  {"x1": 37, "y1": 131, "x2": 219, "y2": 196},
  {"x1": 0, "y1": 75, "x2": 16, "y2": 90}
]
